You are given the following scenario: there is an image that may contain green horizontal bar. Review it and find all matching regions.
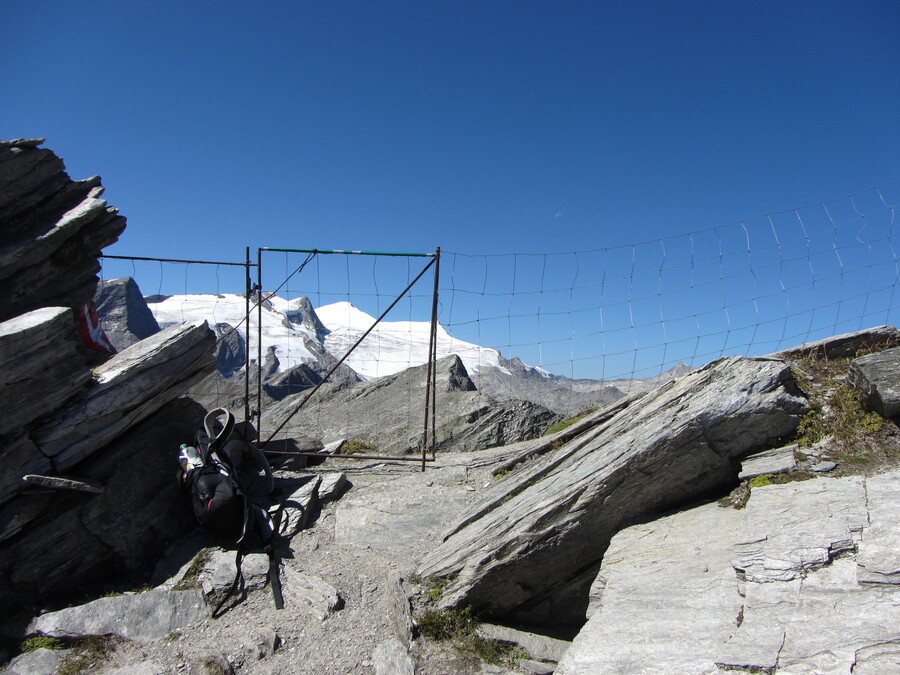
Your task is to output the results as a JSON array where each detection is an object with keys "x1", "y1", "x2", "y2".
[{"x1": 260, "y1": 247, "x2": 435, "y2": 257}]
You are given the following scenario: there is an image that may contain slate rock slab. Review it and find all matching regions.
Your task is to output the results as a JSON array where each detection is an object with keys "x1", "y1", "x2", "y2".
[
  {"x1": 28, "y1": 589, "x2": 210, "y2": 641},
  {"x1": 0, "y1": 306, "x2": 90, "y2": 440},
  {"x1": 719, "y1": 474, "x2": 900, "y2": 674},
  {"x1": 738, "y1": 443, "x2": 798, "y2": 479},
  {"x1": 557, "y1": 500, "x2": 744, "y2": 674},
  {"x1": 373, "y1": 637, "x2": 415, "y2": 675},
  {"x1": 281, "y1": 567, "x2": 343, "y2": 621},
  {"x1": 33, "y1": 319, "x2": 216, "y2": 469},
  {"x1": 3, "y1": 647, "x2": 73, "y2": 675},
  {"x1": 419, "y1": 356, "x2": 808, "y2": 627},
  {"x1": 558, "y1": 470, "x2": 900, "y2": 674}
]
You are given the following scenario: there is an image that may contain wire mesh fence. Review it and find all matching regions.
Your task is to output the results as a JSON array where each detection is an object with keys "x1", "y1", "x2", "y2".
[{"x1": 98, "y1": 178, "x2": 900, "y2": 439}]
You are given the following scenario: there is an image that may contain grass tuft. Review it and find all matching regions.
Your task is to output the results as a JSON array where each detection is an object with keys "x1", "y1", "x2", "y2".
[
  {"x1": 416, "y1": 606, "x2": 530, "y2": 666},
  {"x1": 543, "y1": 409, "x2": 595, "y2": 437},
  {"x1": 341, "y1": 438, "x2": 377, "y2": 455}
]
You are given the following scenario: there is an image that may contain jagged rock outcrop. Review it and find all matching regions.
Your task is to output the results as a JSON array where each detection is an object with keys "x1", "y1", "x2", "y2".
[
  {"x1": 213, "y1": 321, "x2": 245, "y2": 375},
  {"x1": 556, "y1": 470, "x2": 900, "y2": 674},
  {"x1": 94, "y1": 276, "x2": 161, "y2": 350},
  {"x1": 0, "y1": 396, "x2": 207, "y2": 609},
  {"x1": 0, "y1": 139, "x2": 126, "y2": 323},
  {"x1": 264, "y1": 354, "x2": 560, "y2": 455},
  {"x1": 0, "y1": 140, "x2": 220, "y2": 611},
  {"x1": 32, "y1": 319, "x2": 216, "y2": 470},
  {"x1": 418, "y1": 356, "x2": 809, "y2": 628}
]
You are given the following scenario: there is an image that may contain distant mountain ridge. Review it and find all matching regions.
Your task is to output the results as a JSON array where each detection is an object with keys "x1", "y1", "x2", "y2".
[{"x1": 97, "y1": 280, "x2": 692, "y2": 416}]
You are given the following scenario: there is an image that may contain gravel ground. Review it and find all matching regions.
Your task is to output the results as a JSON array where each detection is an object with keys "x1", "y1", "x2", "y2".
[{"x1": 78, "y1": 448, "x2": 522, "y2": 675}]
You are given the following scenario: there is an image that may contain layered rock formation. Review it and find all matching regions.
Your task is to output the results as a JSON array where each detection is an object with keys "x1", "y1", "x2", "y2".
[
  {"x1": 419, "y1": 355, "x2": 810, "y2": 628},
  {"x1": 556, "y1": 469, "x2": 900, "y2": 674},
  {"x1": 0, "y1": 140, "x2": 217, "y2": 609},
  {"x1": 0, "y1": 139, "x2": 126, "y2": 324}
]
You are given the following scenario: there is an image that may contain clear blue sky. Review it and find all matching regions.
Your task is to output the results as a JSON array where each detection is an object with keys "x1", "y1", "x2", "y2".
[{"x1": 5, "y1": 1, "x2": 899, "y2": 379}]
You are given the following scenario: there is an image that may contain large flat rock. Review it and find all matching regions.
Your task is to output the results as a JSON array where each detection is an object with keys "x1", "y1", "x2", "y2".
[
  {"x1": 27, "y1": 588, "x2": 210, "y2": 642},
  {"x1": 418, "y1": 356, "x2": 808, "y2": 626},
  {"x1": 556, "y1": 470, "x2": 900, "y2": 674},
  {"x1": 558, "y1": 500, "x2": 744, "y2": 674}
]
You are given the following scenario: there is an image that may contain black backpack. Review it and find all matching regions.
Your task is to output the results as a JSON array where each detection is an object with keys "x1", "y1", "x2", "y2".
[{"x1": 181, "y1": 408, "x2": 282, "y2": 614}]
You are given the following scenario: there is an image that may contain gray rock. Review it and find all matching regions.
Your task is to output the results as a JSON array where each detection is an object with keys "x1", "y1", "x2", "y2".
[
  {"x1": 279, "y1": 476, "x2": 321, "y2": 536},
  {"x1": 105, "y1": 662, "x2": 170, "y2": 675},
  {"x1": 0, "y1": 139, "x2": 126, "y2": 323},
  {"x1": 558, "y1": 501, "x2": 744, "y2": 674},
  {"x1": 0, "y1": 306, "x2": 91, "y2": 441},
  {"x1": 318, "y1": 471, "x2": 349, "y2": 502},
  {"x1": 734, "y1": 475, "x2": 868, "y2": 584},
  {"x1": 849, "y1": 346, "x2": 900, "y2": 418},
  {"x1": 27, "y1": 588, "x2": 210, "y2": 641},
  {"x1": 94, "y1": 276, "x2": 161, "y2": 350},
  {"x1": 200, "y1": 549, "x2": 271, "y2": 600},
  {"x1": 739, "y1": 443, "x2": 799, "y2": 479},
  {"x1": 386, "y1": 574, "x2": 414, "y2": 646},
  {"x1": 33, "y1": 319, "x2": 216, "y2": 469},
  {"x1": 719, "y1": 474, "x2": 899, "y2": 674},
  {"x1": 419, "y1": 356, "x2": 808, "y2": 627},
  {"x1": 851, "y1": 643, "x2": 900, "y2": 674},
  {"x1": 213, "y1": 322, "x2": 245, "y2": 375},
  {"x1": 475, "y1": 623, "x2": 570, "y2": 663},
  {"x1": 190, "y1": 652, "x2": 234, "y2": 675},
  {"x1": 3, "y1": 647, "x2": 72, "y2": 675},
  {"x1": 373, "y1": 637, "x2": 415, "y2": 675},
  {"x1": 0, "y1": 397, "x2": 206, "y2": 610},
  {"x1": 0, "y1": 436, "x2": 50, "y2": 507},
  {"x1": 856, "y1": 471, "x2": 900, "y2": 585},
  {"x1": 245, "y1": 627, "x2": 279, "y2": 659},
  {"x1": 558, "y1": 470, "x2": 900, "y2": 674},
  {"x1": 769, "y1": 324, "x2": 900, "y2": 360},
  {"x1": 281, "y1": 567, "x2": 343, "y2": 620},
  {"x1": 517, "y1": 659, "x2": 556, "y2": 675},
  {"x1": 810, "y1": 460, "x2": 838, "y2": 472}
]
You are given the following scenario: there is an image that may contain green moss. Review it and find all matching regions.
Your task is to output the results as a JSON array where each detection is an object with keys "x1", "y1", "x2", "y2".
[
  {"x1": 417, "y1": 606, "x2": 477, "y2": 641},
  {"x1": 427, "y1": 578, "x2": 445, "y2": 602},
  {"x1": 55, "y1": 636, "x2": 123, "y2": 675},
  {"x1": 543, "y1": 409, "x2": 595, "y2": 437},
  {"x1": 748, "y1": 474, "x2": 773, "y2": 489},
  {"x1": 172, "y1": 548, "x2": 212, "y2": 591},
  {"x1": 19, "y1": 636, "x2": 66, "y2": 653},
  {"x1": 416, "y1": 606, "x2": 530, "y2": 667}
]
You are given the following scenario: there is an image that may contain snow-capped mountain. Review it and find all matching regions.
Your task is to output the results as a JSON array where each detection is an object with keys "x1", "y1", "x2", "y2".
[
  {"x1": 147, "y1": 293, "x2": 505, "y2": 381},
  {"x1": 119, "y1": 288, "x2": 687, "y2": 416}
]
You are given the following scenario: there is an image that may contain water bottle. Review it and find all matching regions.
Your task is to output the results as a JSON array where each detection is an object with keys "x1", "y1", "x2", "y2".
[{"x1": 179, "y1": 444, "x2": 201, "y2": 471}]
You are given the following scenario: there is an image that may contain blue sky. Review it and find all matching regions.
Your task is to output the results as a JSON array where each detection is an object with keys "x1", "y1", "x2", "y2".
[{"x1": 5, "y1": 1, "x2": 899, "y2": 379}]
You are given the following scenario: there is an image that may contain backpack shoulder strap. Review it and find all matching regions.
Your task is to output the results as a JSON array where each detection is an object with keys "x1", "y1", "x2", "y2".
[{"x1": 202, "y1": 408, "x2": 236, "y2": 463}]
